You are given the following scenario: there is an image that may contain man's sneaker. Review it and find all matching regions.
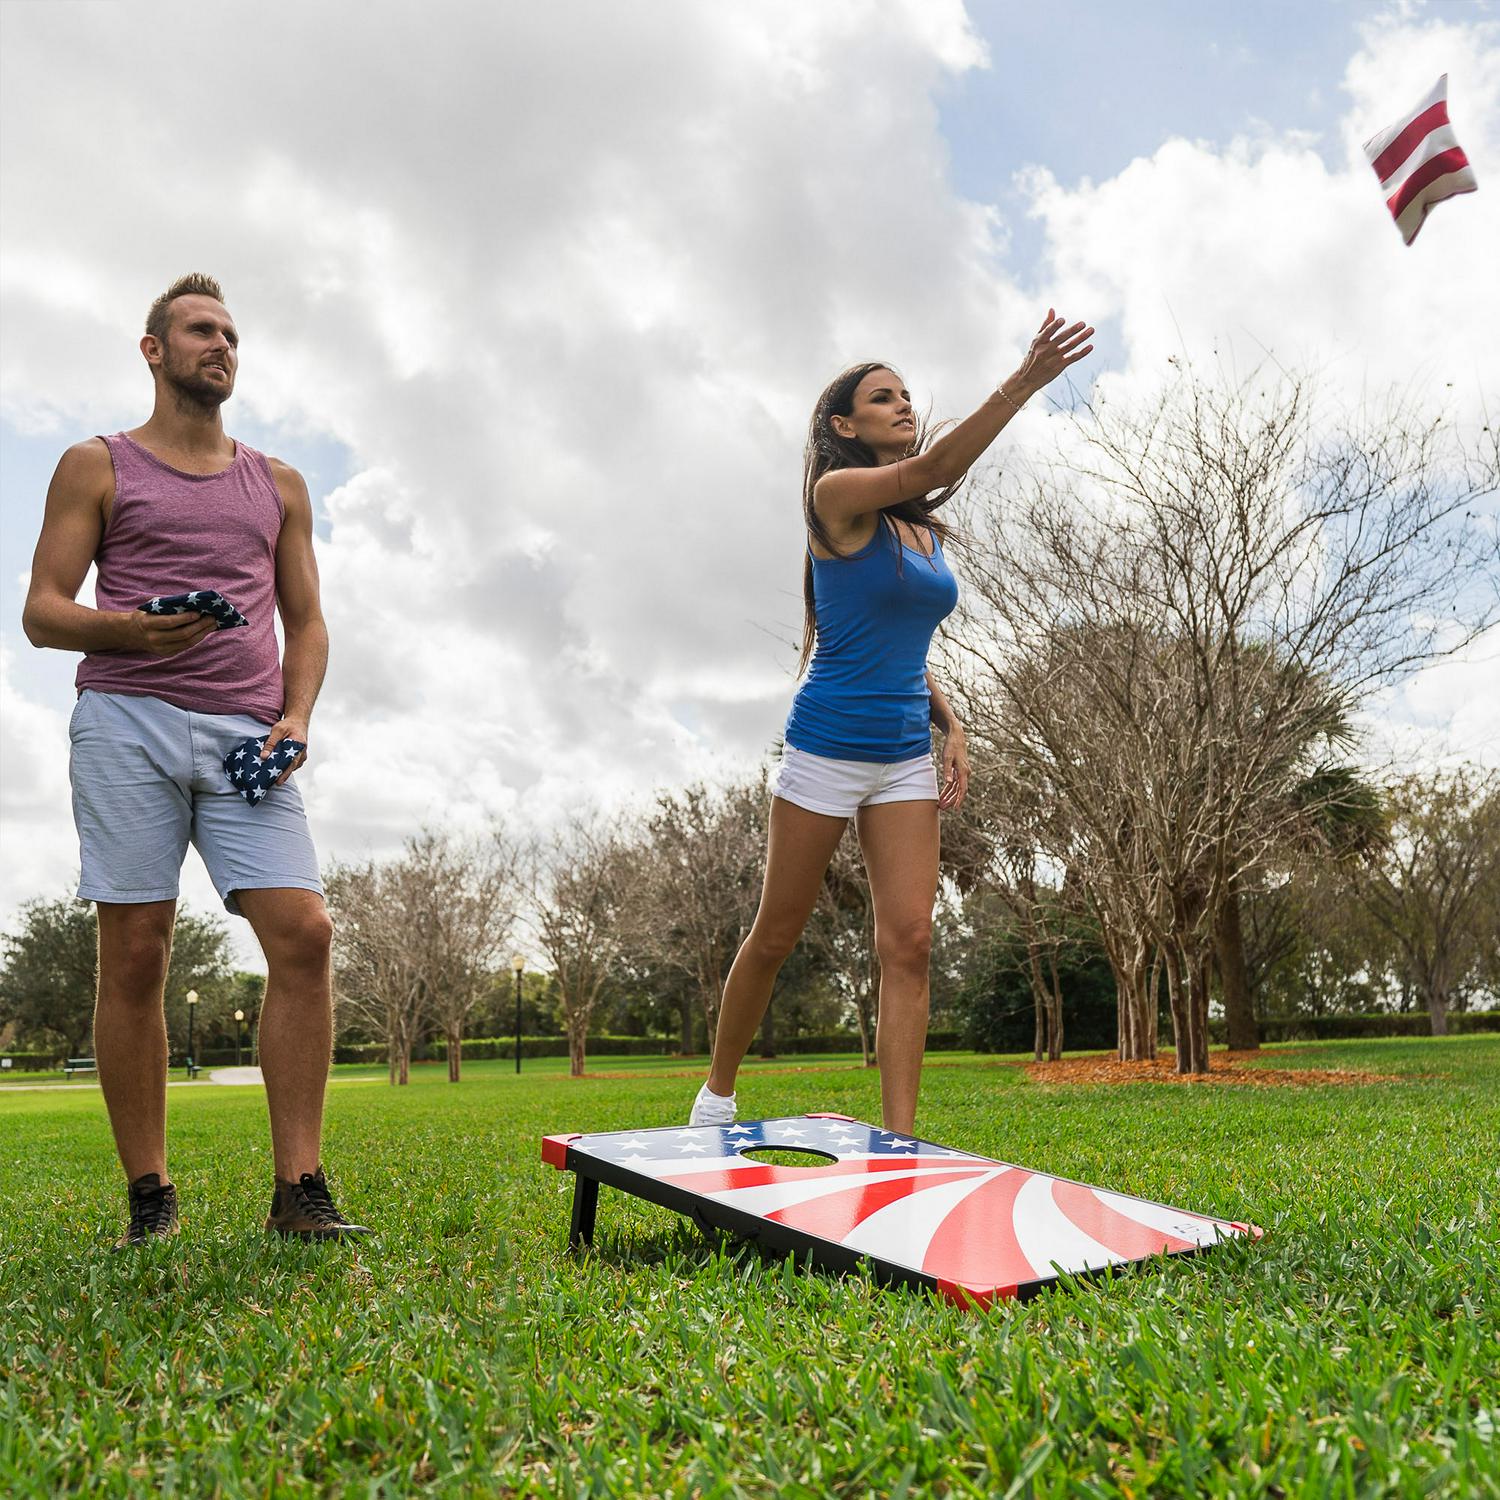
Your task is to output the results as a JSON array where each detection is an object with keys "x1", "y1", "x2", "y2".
[
  {"x1": 689, "y1": 1080, "x2": 737, "y2": 1127},
  {"x1": 114, "y1": 1173, "x2": 179, "y2": 1249},
  {"x1": 265, "y1": 1167, "x2": 373, "y2": 1241}
]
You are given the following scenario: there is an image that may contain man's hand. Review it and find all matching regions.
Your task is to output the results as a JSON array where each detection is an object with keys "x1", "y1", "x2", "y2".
[
  {"x1": 260, "y1": 716, "x2": 309, "y2": 785},
  {"x1": 130, "y1": 610, "x2": 217, "y2": 658},
  {"x1": 938, "y1": 726, "x2": 970, "y2": 812}
]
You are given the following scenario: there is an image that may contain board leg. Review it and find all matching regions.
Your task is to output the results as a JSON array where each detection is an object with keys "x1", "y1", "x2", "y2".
[{"x1": 569, "y1": 1175, "x2": 599, "y2": 1249}]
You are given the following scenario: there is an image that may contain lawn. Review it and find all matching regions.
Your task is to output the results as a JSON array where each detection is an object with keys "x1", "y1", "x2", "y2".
[{"x1": 1, "y1": 1036, "x2": 1495, "y2": 1497}]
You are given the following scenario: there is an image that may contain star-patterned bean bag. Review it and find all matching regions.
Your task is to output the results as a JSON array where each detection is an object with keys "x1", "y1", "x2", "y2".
[
  {"x1": 223, "y1": 735, "x2": 306, "y2": 806},
  {"x1": 138, "y1": 590, "x2": 249, "y2": 629}
]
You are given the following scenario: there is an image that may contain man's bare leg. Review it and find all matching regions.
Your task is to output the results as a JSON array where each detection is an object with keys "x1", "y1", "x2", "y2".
[
  {"x1": 236, "y1": 887, "x2": 334, "y2": 1181},
  {"x1": 94, "y1": 900, "x2": 176, "y2": 1183}
]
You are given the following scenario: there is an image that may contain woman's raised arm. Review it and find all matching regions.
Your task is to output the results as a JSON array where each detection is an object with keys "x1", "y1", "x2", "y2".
[{"x1": 813, "y1": 310, "x2": 1094, "y2": 528}]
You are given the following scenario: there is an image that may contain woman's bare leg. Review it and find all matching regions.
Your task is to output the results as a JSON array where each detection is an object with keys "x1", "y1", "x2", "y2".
[
  {"x1": 705, "y1": 798, "x2": 848, "y2": 1097},
  {"x1": 855, "y1": 799, "x2": 941, "y2": 1133}
]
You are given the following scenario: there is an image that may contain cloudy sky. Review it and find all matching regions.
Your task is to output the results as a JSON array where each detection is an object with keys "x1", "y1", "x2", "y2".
[{"x1": 2, "y1": 0, "x2": 1496, "y2": 965}]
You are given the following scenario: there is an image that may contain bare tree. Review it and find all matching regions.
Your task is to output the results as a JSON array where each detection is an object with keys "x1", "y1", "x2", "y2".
[
  {"x1": 628, "y1": 776, "x2": 768, "y2": 1051},
  {"x1": 528, "y1": 811, "x2": 630, "y2": 1077},
  {"x1": 945, "y1": 367, "x2": 1498, "y2": 1072},
  {"x1": 326, "y1": 854, "x2": 433, "y2": 1086},
  {"x1": 1349, "y1": 766, "x2": 1499, "y2": 1035},
  {"x1": 416, "y1": 829, "x2": 520, "y2": 1082},
  {"x1": 804, "y1": 828, "x2": 878, "y2": 1065}
]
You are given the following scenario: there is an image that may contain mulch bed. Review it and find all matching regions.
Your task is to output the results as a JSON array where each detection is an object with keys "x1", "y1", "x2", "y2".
[{"x1": 1026, "y1": 1050, "x2": 1397, "y2": 1088}]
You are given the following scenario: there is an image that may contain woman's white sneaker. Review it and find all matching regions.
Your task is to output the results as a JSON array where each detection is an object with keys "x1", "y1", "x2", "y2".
[{"x1": 689, "y1": 1081, "x2": 737, "y2": 1126}]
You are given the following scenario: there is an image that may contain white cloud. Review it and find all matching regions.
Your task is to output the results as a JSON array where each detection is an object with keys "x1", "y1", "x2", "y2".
[{"x1": 1, "y1": 0, "x2": 1495, "y2": 957}]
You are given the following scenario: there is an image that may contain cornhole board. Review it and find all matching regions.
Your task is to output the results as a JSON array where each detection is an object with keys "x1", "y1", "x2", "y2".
[{"x1": 543, "y1": 1114, "x2": 1261, "y2": 1308}]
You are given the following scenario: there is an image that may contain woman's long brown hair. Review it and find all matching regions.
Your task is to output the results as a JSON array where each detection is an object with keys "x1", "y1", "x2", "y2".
[{"x1": 798, "y1": 361, "x2": 965, "y2": 675}]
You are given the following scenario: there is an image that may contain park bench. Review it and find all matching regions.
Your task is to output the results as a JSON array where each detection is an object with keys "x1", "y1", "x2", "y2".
[{"x1": 63, "y1": 1056, "x2": 202, "y2": 1077}]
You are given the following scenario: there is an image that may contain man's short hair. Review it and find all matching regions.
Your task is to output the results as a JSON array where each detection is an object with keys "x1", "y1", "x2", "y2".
[{"x1": 145, "y1": 273, "x2": 226, "y2": 341}]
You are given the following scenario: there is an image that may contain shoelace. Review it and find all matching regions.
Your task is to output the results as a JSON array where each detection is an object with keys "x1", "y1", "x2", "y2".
[
  {"x1": 130, "y1": 1183, "x2": 175, "y2": 1237},
  {"x1": 292, "y1": 1174, "x2": 346, "y2": 1227}
]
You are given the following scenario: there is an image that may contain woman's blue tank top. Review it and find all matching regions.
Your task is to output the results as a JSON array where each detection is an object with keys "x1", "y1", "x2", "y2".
[{"x1": 784, "y1": 521, "x2": 959, "y2": 763}]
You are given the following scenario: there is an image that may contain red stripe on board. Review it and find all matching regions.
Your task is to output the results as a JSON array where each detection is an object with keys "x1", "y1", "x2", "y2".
[
  {"x1": 921, "y1": 1168, "x2": 1037, "y2": 1289},
  {"x1": 660, "y1": 1156, "x2": 976, "y2": 1196},
  {"x1": 765, "y1": 1169, "x2": 992, "y2": 1241},
  {"x1": 1371, "y1": 99, "x2": 1449, "y2": 181},
  {"x1": 1051, "y1": 1180, "x2": 1196, "y2": 1259},
  {"x1": 1387, "y1": 146, "x2": 1471, "y2": 220},
  {"x1": 935, "y1": 1277, "x2": 1019, "y2": 1309}
]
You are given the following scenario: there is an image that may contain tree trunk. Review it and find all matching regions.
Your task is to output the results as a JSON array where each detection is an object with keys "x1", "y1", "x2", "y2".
[
  {"x1": 568, "y1": 1020, "x2": 587, "y2": 1077},
  {"x1": 398, "y1": 1039, "x2": 411, "y2": 1086},
  {"x1": 1425, "y1": 985, "x2": 1449, "y2": 1036},
  {"x1": 1215, "y1": 890, "x2": 1259, "y2": 1051},
  {"x1": 1029, "y1": 943, "x2": 1046, "y2": 1063},
  {"x1": 1190, "y1": 953, "x2": 1211, "y2": 1074},
  {"x1": 854, "y1": 982, "x2": 874, "y2": 1068},
  {"x1": 1171, "y1": 946, "x2": 1211, "y2": 1075},
  {"x1": 388, "y1": 1035, "x2": 398, "y2": 1087},
  {"x1": 1108, "y1": 929, "x2": 1155, "y2": 1062},
  {"x1": 701, "y1": 978, "x2": 722, "y2": 1056},
  {"x1": 760, "y1": 990, "x2": 777, "y2": 1060},
  {"x1": 447, "y1": 1027, "x2": 462, "y2": 1082},
  {"x1": 1047, "y1": 951, "x2": 1065, "y2": 1062},
  {"x1": 1164, "y1": 943, "x2": 1189, "y2": 1074},
  {"x1": 1145, "y1": 949, "x2": 1160, "y2": 1057}
]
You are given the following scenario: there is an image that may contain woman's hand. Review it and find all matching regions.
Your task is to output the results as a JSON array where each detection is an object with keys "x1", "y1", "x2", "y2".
[
  {"x1": 1009, "y1": 309, "x2": 1094, "y2": 399},
  {"x1": 938, "y1": 725, "x2": 970, "y2": 812}
]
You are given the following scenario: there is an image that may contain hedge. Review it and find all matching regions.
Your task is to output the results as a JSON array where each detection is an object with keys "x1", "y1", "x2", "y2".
[
  {"x1": 0, "y1": 1050, "x2": 64, "y2": 1070},
  {"x1": 1212, "y1": 1010, "x2": 1500, "y2": 1043},
  {"x1": 331, "y1": 1031, "x2": 967, "y2": 1065}
]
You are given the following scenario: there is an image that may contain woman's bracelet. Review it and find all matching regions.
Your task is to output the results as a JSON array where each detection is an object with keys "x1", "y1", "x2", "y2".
[{"x1": 995, "y1": 383, "x2": 1027, "y2": 416}]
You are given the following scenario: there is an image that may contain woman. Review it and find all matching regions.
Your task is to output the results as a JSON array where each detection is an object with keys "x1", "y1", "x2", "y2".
[{"x1": 691, "y1": 310, "x2": 1094, "y2": 1133}]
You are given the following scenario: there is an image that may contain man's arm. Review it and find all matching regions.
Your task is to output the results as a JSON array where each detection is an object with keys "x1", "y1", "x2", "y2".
[
  {"x1": 262, "y1": 458, "x2": 328, "y2": 780},
  {"x1": 21, "y1": 439, "x2": 215, "y2": 657}
]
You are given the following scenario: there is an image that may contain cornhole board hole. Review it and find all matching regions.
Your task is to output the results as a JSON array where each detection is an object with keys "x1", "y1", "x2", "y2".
[{"x1": 543, "y1": 1114, "x2": 1261, "y2": 1308}]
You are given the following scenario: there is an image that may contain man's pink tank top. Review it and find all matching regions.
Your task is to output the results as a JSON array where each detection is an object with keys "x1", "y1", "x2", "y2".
[{"x1": 75, "y1": 432, "x2": 286, "y2": 724}]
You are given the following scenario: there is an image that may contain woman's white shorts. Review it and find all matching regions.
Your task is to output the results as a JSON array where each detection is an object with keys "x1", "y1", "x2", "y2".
[{"x1": 769, "y1": 743, "x2": 938, "y2": 819}]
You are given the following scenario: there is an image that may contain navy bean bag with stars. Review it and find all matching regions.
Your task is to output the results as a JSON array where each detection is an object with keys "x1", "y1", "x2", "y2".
[
  {"x1": 139, "y1": 589, "x2": 249, "y2": 629},
  {"x1": 224, "y1": 736, "x2": 306, "y2": 807}
]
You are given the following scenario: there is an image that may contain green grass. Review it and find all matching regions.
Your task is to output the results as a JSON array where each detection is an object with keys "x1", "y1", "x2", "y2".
[{"x1": 2, "y1": 1037, "x2": 1496, "y2": 1496}]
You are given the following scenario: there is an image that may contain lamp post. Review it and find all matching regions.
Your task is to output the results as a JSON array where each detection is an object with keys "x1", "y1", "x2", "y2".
[
  {"x1": 234, "y1": 1009, "x2": 245, "y2": 1067},
  {"x1": 511, "y1": 953, "x2": 525, "y2": 1076},
  {"x1": 185, "y1": 989, "x2": 199, "y2": 1077}
]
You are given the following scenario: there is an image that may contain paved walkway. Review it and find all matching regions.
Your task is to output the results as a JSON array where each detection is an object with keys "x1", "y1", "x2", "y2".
[
  {"x1": 0, "y1": 1078, "x2": 213, "y2": 1092},
  {"x1": 1, "y1": 1066, "x2": 376, "y2": 1093},
  {"x1": 211, "y1": 1065, "x2": 265, "y2": 1086}
]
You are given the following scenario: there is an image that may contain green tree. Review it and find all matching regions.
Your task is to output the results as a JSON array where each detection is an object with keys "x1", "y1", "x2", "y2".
[
  {"x1": 0, "y1": 896, "x2": 98, "y2": 1056},
  {"x1": 1350, "y1": 767, "x2": 1500, "y2": 1035},
  {"x1": 0, "y1": 896, "x2": 235, "y2": 1057}
]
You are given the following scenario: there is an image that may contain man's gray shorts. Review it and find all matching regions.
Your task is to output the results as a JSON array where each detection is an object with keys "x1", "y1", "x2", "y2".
[{"x1": 69, "y1": 689, "x2": 323, "y2": 916}]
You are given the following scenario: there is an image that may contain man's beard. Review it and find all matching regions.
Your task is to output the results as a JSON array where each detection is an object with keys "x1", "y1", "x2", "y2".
[{"x1": 163, "y1": 352, "x2": 232, "y2": 414}]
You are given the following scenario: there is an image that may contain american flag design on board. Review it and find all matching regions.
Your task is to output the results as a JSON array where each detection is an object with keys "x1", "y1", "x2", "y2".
[
  {"x1": 1363, "y1": 74, "x2": 1477, "y2": 245},
  {"x1": 543, "y1": 1115, "x2": 1260, "y2": 1307}
]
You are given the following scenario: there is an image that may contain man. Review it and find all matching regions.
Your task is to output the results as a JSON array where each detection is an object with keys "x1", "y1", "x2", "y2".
[{"x1": 22, "y1": 273, "x2": 369, "y2": 1246}]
